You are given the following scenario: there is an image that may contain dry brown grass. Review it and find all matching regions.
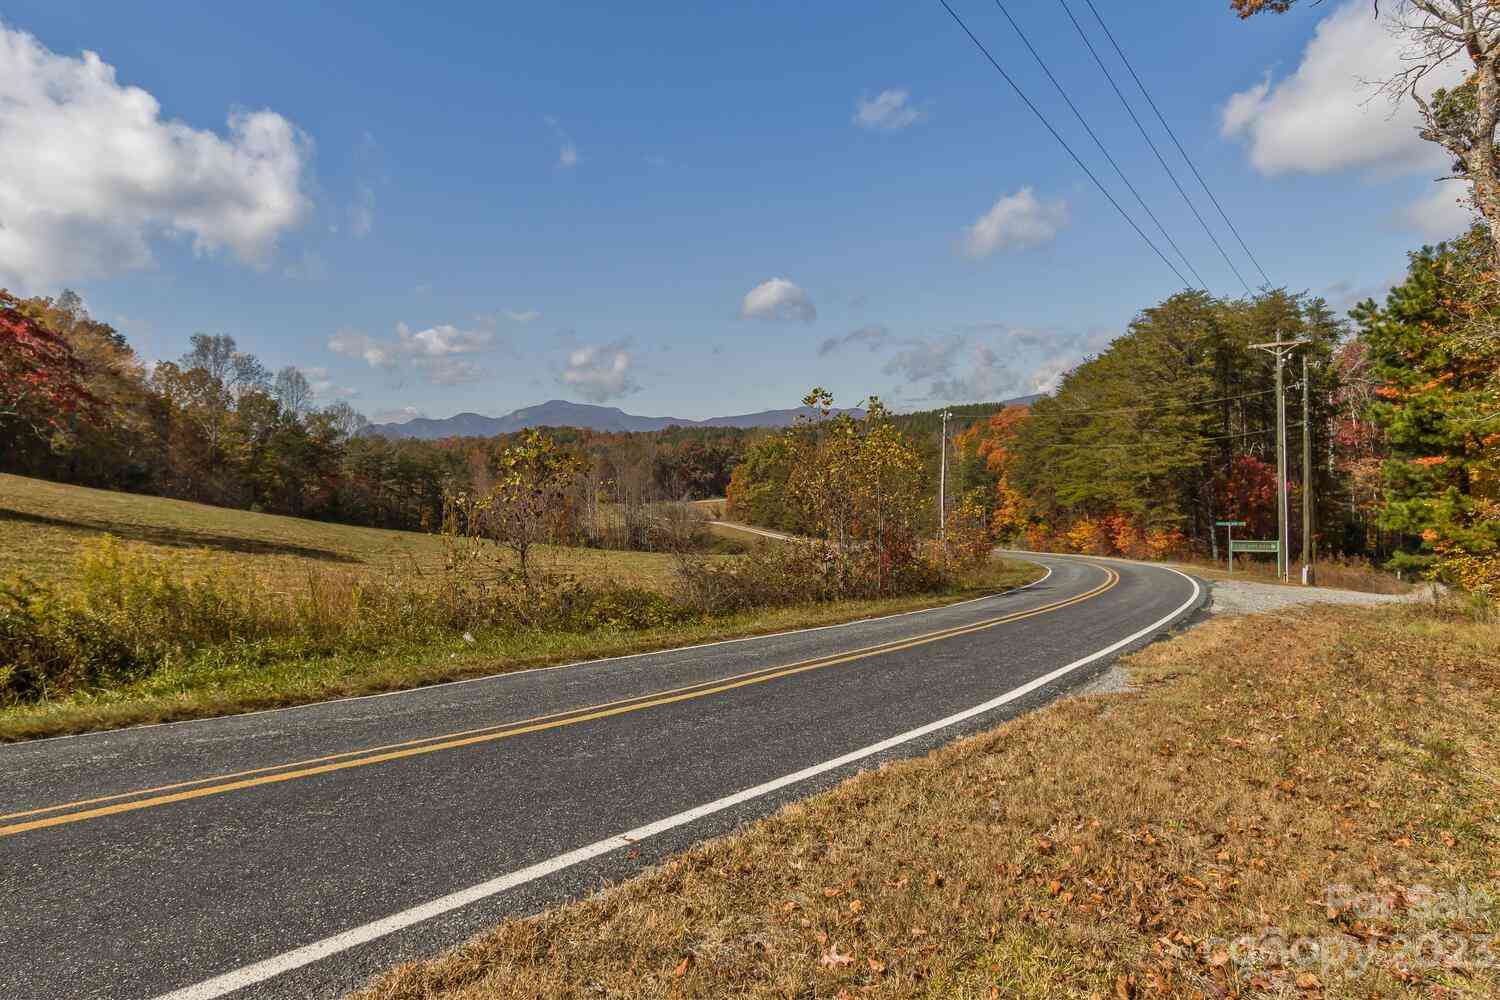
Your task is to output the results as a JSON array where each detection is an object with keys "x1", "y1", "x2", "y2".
[
  {"x1": 352, "y1": 603, "x2": 1499, "y2": 1000},
  {"x1": 0, "y1": 473, "x2": 693, "y2": 591},
  {"x1": 1169, "y1": 554, "x2": 1411, "y2": 595}
]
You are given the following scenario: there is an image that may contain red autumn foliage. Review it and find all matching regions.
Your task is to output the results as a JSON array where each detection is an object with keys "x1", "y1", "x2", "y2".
[
  {"x1": 1212, "y1": 454, "x2": 1278, "y2": 538},
  {"x1": 0, "y1": 291, "x2": 101, "y2": 438}
]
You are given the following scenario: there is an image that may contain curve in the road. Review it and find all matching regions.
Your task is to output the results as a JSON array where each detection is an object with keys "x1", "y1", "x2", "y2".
[
  {"x1": 1, "y1": 565, "x2": 1114, "y2": 837},
  {"x1": 0, "y1": 554, "x2": 1202, "y2": 1000}
]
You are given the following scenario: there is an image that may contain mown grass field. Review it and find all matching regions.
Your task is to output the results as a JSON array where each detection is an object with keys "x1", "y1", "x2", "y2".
[
  {"x1": 0, "y1": 473, "x2": 691, "y2": 591},
  {"x1": 354, "y1": 602, "x2": 1498, "y2": 1000}
]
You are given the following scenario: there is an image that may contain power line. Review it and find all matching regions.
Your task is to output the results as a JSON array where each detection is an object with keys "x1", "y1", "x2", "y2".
[
  {"x1": 935, "y1": 0, "x2": 1191, "y2": 288},
  {"x1": 1041, "y1": 421, "x2": 1299, "y2": 449},
  {"x1": 1056, "y1": 0, "x2": 1252, "y2": 295},
  {"x1": 1080, "y1": 0, "x2": 1274, "y2": 288},
  {"x1": 990, "y1": 0, "x2": 1210, "y2": 290},
  {"x1": 1201, "y1": 421, "x2": 1300, "y2": 444},
  {"x1": 1057, "y1": 388, "x2": 1273, "y2": 416}
]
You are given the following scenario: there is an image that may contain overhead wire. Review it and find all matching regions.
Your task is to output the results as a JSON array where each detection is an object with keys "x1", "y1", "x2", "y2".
[
  {"x1": 1056, "y1": 0, "x2": 1253, "y2": 295},
  {"x1": 1055, "y1": 388, "x2": 1274, "y2": 416},
  {"x1": 1080, "y1": 0, "x2": 1274, "y2": 288},
  {"x1": 1041, "y1": 422, "x2": 1299, "y2": 449},
  {"x1": 989, "y1": 0, "x2": 1211, "y2": 290},
  {"x1": 935, "y1": 0, "x2": 1192, "y2": 288}
]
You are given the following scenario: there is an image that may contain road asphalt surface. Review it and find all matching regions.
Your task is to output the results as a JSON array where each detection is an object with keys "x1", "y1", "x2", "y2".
[{"x1": 0, "y1": 553, "x2": 1203, "y2": 1000}]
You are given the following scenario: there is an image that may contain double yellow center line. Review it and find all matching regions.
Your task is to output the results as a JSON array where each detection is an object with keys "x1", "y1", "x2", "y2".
[{"x1": 1, "y1": 568, "x2": 1116, "y2": 838}]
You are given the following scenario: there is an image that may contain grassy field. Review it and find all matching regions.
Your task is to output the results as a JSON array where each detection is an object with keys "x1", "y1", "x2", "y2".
[
  {"x1": 0, "y1": 473, "x2": 691, "y2": 591},
  {"x1": 354, "y1": 602, "x2": 1498, "y2": 1000},
  {"x1": 0, "y1": 475, "x2": 1042, "y2": 740}
]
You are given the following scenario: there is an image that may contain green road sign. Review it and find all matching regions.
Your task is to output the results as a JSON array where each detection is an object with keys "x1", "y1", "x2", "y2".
[
  {"x1": 1216, "y1": 520, "x2": 1246, "y2": 526},
  {"x1": 1230, "y1": 539, "x2": 1279, "y2": 553}
]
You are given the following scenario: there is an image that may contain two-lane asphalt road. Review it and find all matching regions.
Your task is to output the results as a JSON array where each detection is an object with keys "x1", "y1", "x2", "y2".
[{"x1": 0, "y1": 554, "x2": 1202, "y2": 1000}]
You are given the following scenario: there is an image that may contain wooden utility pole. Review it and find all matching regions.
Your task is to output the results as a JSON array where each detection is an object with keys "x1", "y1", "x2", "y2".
[
  {"x1": 938, "y1": 409, "x2": 952, "y2": 547},
  {"x1": 1301, "y1": 353, "x2": 1314, "y2": 585},
  {"x1": 1250, "y1": 334, "x2": 1309, "y2": 582}
]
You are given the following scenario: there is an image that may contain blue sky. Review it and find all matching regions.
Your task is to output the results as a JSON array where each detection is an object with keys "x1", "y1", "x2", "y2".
[{"x1": 0, "y1": 1, "x2": 1469, "y2": 422}]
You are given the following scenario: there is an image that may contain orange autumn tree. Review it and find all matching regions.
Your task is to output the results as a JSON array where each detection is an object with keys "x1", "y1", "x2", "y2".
[{"x1": 960, "y1": 403, "x2": 1033, "y2": 541}]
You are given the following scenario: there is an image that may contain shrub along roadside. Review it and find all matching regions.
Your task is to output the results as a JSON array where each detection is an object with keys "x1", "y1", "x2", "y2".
[
  {"x1": 0, "y1": 537, "x2": 1040, "y2": 741},
  {"x1": 351, "y1": 602, "x2": 1499, "y2": 1000}
]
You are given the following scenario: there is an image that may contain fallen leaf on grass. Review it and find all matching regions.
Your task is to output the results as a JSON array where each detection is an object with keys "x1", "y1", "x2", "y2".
[{"x1": 819, "y1": 946, "x2": 854, "y2": 968}]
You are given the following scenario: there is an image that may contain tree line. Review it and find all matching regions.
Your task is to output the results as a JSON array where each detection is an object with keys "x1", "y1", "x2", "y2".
[
  {"x1": 1, "y1": 289, "x2": 751, "y2": 535},
  {"x1": 971, "y1": 235, "x2": 1496, "y2": 592},
  {"x1": 727, "y1": 237, "x2": 1497, "y2": 596}
]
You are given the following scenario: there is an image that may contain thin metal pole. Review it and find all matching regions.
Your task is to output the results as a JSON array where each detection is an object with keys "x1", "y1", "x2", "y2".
[{"x1": 1227, "y1": 523, "x2": 1233, "y2": 576}]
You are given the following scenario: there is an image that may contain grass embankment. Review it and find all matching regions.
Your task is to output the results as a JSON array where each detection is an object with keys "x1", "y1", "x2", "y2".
[
  {"x1": 1166, "y1": 555, "x2": 1412, "y2": 596},
  {"x1": 0, "y1": 473, "x2": 692, "y2": 589},
  {"x1": 0, "y1": 558, "x2": 1037, "y2": 743},
  {"x1": 354, "y1": 603, "x2": 1499, "y2": 1000},
  {"x1": 0, "y1": 475, "x2": 1041, "y2": 741}
]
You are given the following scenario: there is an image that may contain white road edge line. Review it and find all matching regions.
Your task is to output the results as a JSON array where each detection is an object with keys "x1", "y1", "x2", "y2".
[
  {"x1": 151, "y1": 565, "x2": 1197, "y2": 1000},
  {"x1": 16, "y1": 563, "x2": 1055, "y2": 746}
]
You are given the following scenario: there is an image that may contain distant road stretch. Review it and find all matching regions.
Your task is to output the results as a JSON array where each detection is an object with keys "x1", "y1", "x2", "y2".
[
  {"x1": 0, "y1": 553, "x2": 1202, "y2": 1000},
  {"x1": 706, "y1": 517, "x2": 798, "y2": 542}
]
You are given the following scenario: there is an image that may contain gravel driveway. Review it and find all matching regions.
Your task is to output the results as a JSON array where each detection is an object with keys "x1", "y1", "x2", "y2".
[
  {"x1": 1073, "y1": 569, "x2": 1435, "y2": 698},
  {"x1": 1206, "y1": 578, "x2": 1436, "y2": 616}
]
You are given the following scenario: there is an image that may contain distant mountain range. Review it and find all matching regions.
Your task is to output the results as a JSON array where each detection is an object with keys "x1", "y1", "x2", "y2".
[{"x1": 363, "y1": 396, "x2": 1043, "y2": 440}]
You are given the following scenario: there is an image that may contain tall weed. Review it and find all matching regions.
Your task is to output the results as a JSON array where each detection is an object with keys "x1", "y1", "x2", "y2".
[{"x1": 0, "y1": 535, "x2": 703, "y2": 705}]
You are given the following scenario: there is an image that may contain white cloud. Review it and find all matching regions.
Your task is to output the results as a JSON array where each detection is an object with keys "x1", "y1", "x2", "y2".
[
  {"x1": 350, "y1": 182, "x2": 375, "y2": 237},
  {"x1": 310, "y1": 378, "x2": 358, "y2": 399},
  {"x1": 328, "y1": 327, "x2": 394, "y2": 368},
  {"x1": 818, "y1": 324, "x2": 890, "y2": 357},
  {"x1": 394, "y1": 321, "x2": 493, "y2": 356},
  {"x1": 424, "y1": 357, "x2": 487, "y2": 386},
  {"x1": 962, "y1": 188, "x2": 1069, "y2": 258},
  {"x1": 0, "y1": 23, "x2": 311, "y2": 292},
  {"x1": 1219, "y1": 1, "x2": 1465, "y2": 176},
  {"x1": 1402, "y1": 180, "x2": 1476, "y2": 238},
  {"x1": 505, "y1": 309, "x2": 542, "y2": 324},
  {"x1": 884, "y1": 336, "x2": 1020, "y2": 402},
  {"x1": 559, "y1": 142, "x2": 578, "y2": 168},
  {"x1": 372, "y1": 405, "x2": 425, "y2": 424},
  {"x1": 560, "y1": 342, "x2": 638, "y2": 402},
  {"x1": 328, "y1": 320, "x2": 495, "y2": 383},
  {"x1": 853, "y1": 89, "x2": 926, "y2": 131},
  {"x1": 881, "y1": 326, "x2": 1110, "y2": 403},
  {"x1": 739, "y1": 277, "x2": 817, "y2": 323}
]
